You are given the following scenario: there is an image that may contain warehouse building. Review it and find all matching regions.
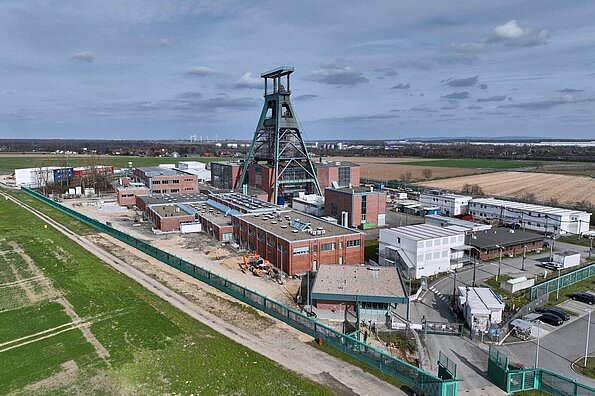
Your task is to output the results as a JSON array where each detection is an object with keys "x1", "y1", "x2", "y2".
[
  {"x1": 73, "y1": 165, "x2": 114, "y2": 178},
  {"x1": 420, "y1": 192, "x2": 472, "y2": 217},
  {"x1": 324, "y1": 186, "x2": 386, "y2": 229},
  {"x1": 310, "y1": 265, "x2": 408, "y2": 321},
  {"x1": 133, "y1": 167, "x2": 198, "y2": 194},
  {"x1": 469, "y1": 197, "x2": 591, "y2": 235},
  {"x1": 379, "y1": 224, "x2": 466, "y2": 279},
  {"x1": 232, "y1": 210, "x2": 365, "y2": 276},
  {"x1": 15, "y1": 167, "x2": 73, "y2": 188},
  {"x1": 466, "y1": 227, "x2": 544, "y2": 260}
]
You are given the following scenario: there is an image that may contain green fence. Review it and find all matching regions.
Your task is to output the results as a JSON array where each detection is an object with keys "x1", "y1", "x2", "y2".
[
  {"x1": 21, "y1": 187, "x2": 458, "y2": 396},
  {"x1": 488, "y1": 346, "x2": 595, "y2": 395},
  {"x1": 530, "y1": 263, "x2": 595, "y2": 300}
]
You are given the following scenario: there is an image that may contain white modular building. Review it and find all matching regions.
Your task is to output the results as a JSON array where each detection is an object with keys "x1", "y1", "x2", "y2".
[
  {"x1": 15, "y1": 167, "x2": 60, "y2": 188},
  {"x1": 457, "y1": 286, "x2": 504, "y2": 333},
  {"x1": 424, "y1": 214, "x2": 492, "y2": 233},
  {"x1": 292, "y1": 193, "x2": 325, "y2": 217},
  {"x1": 379, "y1": 224, "x2": 467, "y2": 279},
  {"x1": 178, "y1": 161, "x2": 206, "y2": 171},
  {"x1": 420, "y1": 193, "x2": 472, "y2": 216},
  {"x1": 469, "y1": 197, "x2": 591, "y2": 235}
]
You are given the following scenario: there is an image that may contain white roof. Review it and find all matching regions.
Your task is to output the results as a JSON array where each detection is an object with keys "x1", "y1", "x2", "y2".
[
  {"x1": 388, "y1": 224, "x2": 464, "y2": 241},
  {"x1": 458, "y1": 286, "x2": 504, "y2": 313},
  {"x1": 471, "y1": 197, "x2": 590, "y2": 217},
  {"x1": 507, "y1": 277, "x2": 528, "y2": 285}
]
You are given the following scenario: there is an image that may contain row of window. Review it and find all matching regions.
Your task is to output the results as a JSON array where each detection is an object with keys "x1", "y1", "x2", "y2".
[{"x1": 153, "y1": 189, "x2": 180, "y2": 194}]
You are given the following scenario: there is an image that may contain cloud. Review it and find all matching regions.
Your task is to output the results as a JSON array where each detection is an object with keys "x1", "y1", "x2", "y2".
[
  {"x1": 556, "y1": 88, "x2": 584, "y2": 93},
  {"x1": 391, "y1": 83, "x2": 410, "y2": 90},
  {"x1": 479, "y1": 83, "x2": 488, "y2": 90},
  {"x1": 294, "y1": 94, "x2": 318, "y2": 101},
  {"x1": 308, "y1": 62, "x2": 369, "y2": 86},
  {"x1": 410, "y1": 105, "x2": 438, "y2": 113},
  {"x1": 444, "y1": 75, "x2": 479, "y2": 87},
  {"x1": 70, "y1": 51, "x2": 94, "y2": 63},
  {"x1": 477, "y1": 95, "x2": 507, "y2": 102},
  {"x1": 317, "y1": 113, "x2": 400, "y2": 123},
  {"x1": 188, "y1": 66, "x2": 218, "y2": 76},
  {"x1": 233, "y1": 72, "x2": 262, "y2": 89},
  {"x1": 442, "y1": 91, "x2": 470, "y2": 99},
  {"x1": 489, "y1": 20, "x2": 550, "y2": 47},
  {"x1": 498, "y1": 95, "x2": 584, "y2": 110},
  {"x1": 440, "y1": 101, "x2": 459, "y2": 110},
  {"x1": 467, "y1": 104, "x2": 483, "y2": 110},
  {"x1": 374, "y1": 67, "x2": 398, "y2": 77}
]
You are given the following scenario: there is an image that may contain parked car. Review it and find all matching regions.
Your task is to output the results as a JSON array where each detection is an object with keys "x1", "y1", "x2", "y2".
[
  {"x1": 539, "y1": 312, "x2": 563, "y2": 326},
  {"x1": 542, "y1": 261, "x2": 563, "y2": 270},
  {"x1": 581, "y1": 230, "x2": 595, "y2": 238},
  {"x1": 570, "y1": 293, "x2": 595, "y2": 305},
  {"x1": 535, "y1": 307, "x2": 570, "y2": 321}
]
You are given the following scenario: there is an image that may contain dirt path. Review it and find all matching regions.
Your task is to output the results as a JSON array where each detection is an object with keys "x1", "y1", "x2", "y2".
[{"x1": 2, "y1": 192, "x2": 407, "y2": 396}]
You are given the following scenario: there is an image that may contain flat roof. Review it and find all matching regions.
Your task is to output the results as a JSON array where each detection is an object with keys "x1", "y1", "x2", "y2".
[
  {"x1": 387, "y1": 224, "x2": 464, "y2": 241},
  {"x1": 471, "y1": 197, "x2": 590, "y2": 216},
  {"x1": 469, "y1": 227, "x2": 544, "y2": 249},
  {"x1": 137, "y1": 166, "x2": 187, "y2": 177},
  {"x1": 212, "y1": 192, "x2": 280, "y2": 213},
  {"x1": 458, "y1": 286, "x2": 504, "y2": 311},
  {"x1": 425, "y1": 214, "x2": 491, "y2": 229},
  {"x1": 138, "y1": 193, "x2": 209, "y2": 206},
  {"x1": 194, "y1": 204, "x2": 235, "y2": 227},
  {"x1": 211, "y1": 161, "x2": 242, "y2": 168},
  {"x1": 237, "y1": 210, "x2": 362, "y2": 242},
  {"x1": 311, "y1": 264, "x2": 407, "y2": 304},
  {"x1": 150, "y1": 204, "x2": 194, "y2": 218},
  {"x1": 422, "y1": 193, "x2": 472, "y2": 200},
  {"x1": 314, "y1": 160, "x2": 360, "y2": 168},
  {"x1": 116, "y1": 185, "x2": 149, "y2": 192}
]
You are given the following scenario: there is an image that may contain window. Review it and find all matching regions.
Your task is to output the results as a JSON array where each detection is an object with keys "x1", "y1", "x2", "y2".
[
  {"x1": 222, "y1": 233, "x2": 233, "y2": 242},
  {"x1": 185, "y1": 178, "x2": 193, "y2": 182},
  {"x1": 339, "y1": 242, "x2": 343, "y2": 249},
  {"x1": 361, "y1": 195, "x2": 367, "y2": 222},
  {"x1": 170, "y1": 189, "x2": 179, "y2": 193},
  {"x1": 257, "y1": 233, "x2": 265, "y2": 242},
  {"x1": 184, "y1": 188, "x2": 194, "y2": 191},
  {"x1": 293, "y1": 246, "x2": 310, "y2": 256},
  {"x1": 321, "y1": 243, "x2": 335, "y2": 252},
  {"x1": 313, "y1": 244, "x2": 318, "y2": 252},
  {"x1": 347, "y1": 239, "x2": 360, "y2": 248},
  {"x1": 248, "y1": 229, "x2": 255, "y2": 237},
  {"x1": 153, "y1": 180, "x2": 161, "y2": 184},
  {"x1": 172, "y1": 179, "x2": 180, "y2": 184},
  {"x1": 267, "y1": 239, "x2": 275, "y2": 247},
  {"x1": 330, "y1": 203, "x2": 338, "y2": 218},
  {"x1": 338, "y1": 166, "x2": 351, "y2": 187}
]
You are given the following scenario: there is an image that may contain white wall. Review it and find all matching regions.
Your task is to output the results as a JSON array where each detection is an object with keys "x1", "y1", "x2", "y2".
[{"x1": 420, "y1": 194, "x2": 471, "y2": 216}]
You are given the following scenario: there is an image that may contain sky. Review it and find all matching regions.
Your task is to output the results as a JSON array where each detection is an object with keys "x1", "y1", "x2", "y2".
[{"x1": 1, "y1": 1, "x2": 595, "y2": 141}]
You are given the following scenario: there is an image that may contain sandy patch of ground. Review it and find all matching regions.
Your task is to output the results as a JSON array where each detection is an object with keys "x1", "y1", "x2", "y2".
[{"x1": 418, "y1": 171, "x2": 595, "y2": 206}]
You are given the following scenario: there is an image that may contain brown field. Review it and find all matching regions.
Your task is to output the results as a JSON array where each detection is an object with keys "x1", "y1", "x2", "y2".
[
  {"x1": 328, "y1": 156, "x2": 490, "y2": 181},
  {"x1": 418, "y1": 171, "x2": 595, "y2": 206}
]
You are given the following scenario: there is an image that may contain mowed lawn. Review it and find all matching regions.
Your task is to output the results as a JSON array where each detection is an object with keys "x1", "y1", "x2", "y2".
[
  {"x1": 392, "y1": 158, "x2": 535, "y2": 169},
  {"x1": 0, "y1": 197, "x2": 331, "y2": 395},
  {"x1": 0, "y1": 155, "x2": 231, "y2": 173}
]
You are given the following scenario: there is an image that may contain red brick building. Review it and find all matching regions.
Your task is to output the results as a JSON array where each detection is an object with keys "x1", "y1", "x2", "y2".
[
  {"x1": 133, "y1": 167, "x2": 198, "y2": 194},
  {"x1": 315, "y1": 160, "x2": 360, "y2": 191},
  {"x1": 324, "y1": 187, "x2": 386, "y2": 228},
  {"x1": 232, "y1": 210, "x2": 364, "y2": 275},
  {"x1": 116, "y1": 186, "x2": 149, "y2": 207},
  {"x1": 145, "y1": 204, "x2": 196, "y2": 232},
  {"x1": 210, "y1": 161, "x2": 243, "y2": 190},
  {"x1": 467, "y1": 228, "x2": 544, "y2": 260}
]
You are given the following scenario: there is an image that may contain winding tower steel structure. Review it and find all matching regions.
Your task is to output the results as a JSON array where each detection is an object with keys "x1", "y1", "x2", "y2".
[{"x1": 238, "y1": 67, "x2": 321, "y2": 203}]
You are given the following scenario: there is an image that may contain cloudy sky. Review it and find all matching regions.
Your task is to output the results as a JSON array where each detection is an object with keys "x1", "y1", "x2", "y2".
[{"x1": 1, "y1": 1, "x2": 595, "y2": 140}]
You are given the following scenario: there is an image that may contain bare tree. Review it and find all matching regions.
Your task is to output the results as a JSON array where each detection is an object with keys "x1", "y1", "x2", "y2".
[
  {"x1": 520, "y1": 192, "x2": 537, "y2": 203},
  {"x1": 462, "y1": 183, "x2": 484, "y2": 196},
  {"x1": 422, "y1": 168, "x2": 433, "y2": 179},
  {"x1": 576, "y1": 200, "x2": 593, "y2": 211},
  {"x1": 399, "y1": 171, "x2": 413, "y2": 182}
]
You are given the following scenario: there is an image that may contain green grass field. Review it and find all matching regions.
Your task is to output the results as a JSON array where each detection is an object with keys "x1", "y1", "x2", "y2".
[
  {"x1": 393, "y1": 159, "x2": 535, "y2": 169},
  {"x1": 0, "y1": 155, "x2": 231, "y2": 174},
  {"x1": 574, "y1": 357, "x2": 595, "y2": 380},
  {"x1": 0, "y1": 196, "x2": 331, "y2": 395}
]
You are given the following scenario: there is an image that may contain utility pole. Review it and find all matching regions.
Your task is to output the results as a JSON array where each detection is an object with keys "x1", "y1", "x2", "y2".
[
  {"x1": 522, "y1": 244, "x2": 527, "y2": 271},
  {"x1": 535, "y1": 320, "x2": 541, "y2": 368},
  {"x1": 589, "y1": 237, "x2": 593, "y2": 260},
  {"x1": 556, "y1": 268, "x2": 561, "y2": 300},
  {"x1": 452, "y1": 270, "x2": 458, "y2": 310},
  {"x1": 496, "y1": 246, "x2": 503, "y2": 282},
  {"x1": 472, "y1": 257, "x2": 477, "y2": 287}
]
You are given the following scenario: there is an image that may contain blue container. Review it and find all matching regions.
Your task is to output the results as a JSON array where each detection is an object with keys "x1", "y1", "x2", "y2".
[{"x1": 277, "y1": 195, "x2": 285, "y2": 205}]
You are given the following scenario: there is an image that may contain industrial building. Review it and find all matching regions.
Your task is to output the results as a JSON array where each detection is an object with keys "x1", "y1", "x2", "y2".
[
  {"x1": 15, "y1": 167, "x2": 73, "y2": 188},
  {"x1": 73, "y1": 165, "x2": 114, "y2": 178},
  {"x1": 324, "y1": 186, "x2": 386, "y2": 229},
  {"x1": 292, "y1": 193, "x2": 325, "y2": 217},
  {"x1": 466, "y1": 227, "x2": 544, "y2": 260},
  {"x1": 310, "y1": 265, "x2": 407, "y2": 321},
  {"x1": 176, "y1": 161, "x2": 211, "y2": 182},
  {"x1": 135, "y1": 192, "x2": 209, "y2": 213},
  {"x1": 456, "y1": 286, "x2": 504, "y2": 333},
  {"x1": 420, "y1": 192, "x2": 472, "y2": 217},
  {"x1": 232, "y1": 210, "x2": 365, "y2": 276},
  {"x1": 193, "y1": 201, "x2": 235, "y2": 242},
  {"x1": 116, "y1": 185, "x2": 150, "y2": 206},
  {"x1": 315, "y1": 160, "x2": 361, "y2": 191},
  {"x1": 379, "y1": 224, "x2": 467, "y2": 279},
  {"x1": 425, "y1": 214, "x2": 492, "y2": 233},
  {"x1": 210, "y1": 161, "x2": 243, "y2": 190},
  {"x1": 133, "y1": 167, "x2": 198, "y2": 194},
  {"x1": 209, "y1": 192, "x2": 280, "y2": 215},
  {"x1": 145, "y1": 204, "x2": 197, "y2": 232},
  {"x1": 469, "y1": 197, "x2": 591, "y2": 235}
]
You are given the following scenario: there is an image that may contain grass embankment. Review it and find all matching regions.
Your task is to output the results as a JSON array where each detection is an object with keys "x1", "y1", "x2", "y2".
[
  {"x1": 308, "y1": 340, "x2": 411, "y2": 393},
  {"x1": 559, "y1": 234, "x2": 595, "y2": 248},
  {"x1": 573, "y1": 357, "x2": 595, "y2": 380},
  {"x1": 0, "y1": 155, "x2": 231, "y2": 174},
  {"x1": 392, "y1": 159, "x2": 534, "y2": 170},
  {"x1": 0, "y1": 196, "x2": 331, "y2": 395}
]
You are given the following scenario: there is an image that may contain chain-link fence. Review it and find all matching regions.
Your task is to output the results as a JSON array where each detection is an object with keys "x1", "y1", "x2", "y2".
[{"x1": 530, "y1": 263, "x2": 595, "y2": 300}]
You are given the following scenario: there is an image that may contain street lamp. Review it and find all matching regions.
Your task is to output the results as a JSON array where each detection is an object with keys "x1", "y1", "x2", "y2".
[
  {"x1": 535, "y1": 319, "x2": 541, "y2": 368},
  {"x1": 585, "y1": 310, "x2": 592, "y2": 368},
  {"x1": 556, "y1": 267, "x2": 562, "y2": 300},
  {"x1": 522, "y1": 244, "x2": 527, "y2": 271},
  {"x1": 589, "y1": 236, "x2": 593, "y2": 260},
  {"x1": 496, "y1": 245, "x2": 504, "y2": 282},
  {"x1": 468, "y1": 245, "x2": 481, "y2": 287}
]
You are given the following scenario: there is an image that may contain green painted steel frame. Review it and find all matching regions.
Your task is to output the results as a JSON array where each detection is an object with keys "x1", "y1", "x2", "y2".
[{"x1": 21, "y1": 187, "x2": 458, "y2": 396}]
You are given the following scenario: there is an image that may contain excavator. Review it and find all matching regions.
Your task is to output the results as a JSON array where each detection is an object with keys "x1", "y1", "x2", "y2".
[{"x1": 242, "y1": 254, "x2": 284, "y2": 284}]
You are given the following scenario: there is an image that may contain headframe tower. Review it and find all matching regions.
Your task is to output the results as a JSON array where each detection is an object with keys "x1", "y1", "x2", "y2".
[{"x1": 238, "y1": 67, "x2": 321, "y2": 203}]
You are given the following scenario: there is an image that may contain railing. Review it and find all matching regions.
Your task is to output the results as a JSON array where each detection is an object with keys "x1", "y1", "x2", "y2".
[
  {"x1": 488, "y1": 345, "x2": 595, "y2": 395},
  {"x1": 21, "y1": 187, "x2": 458, "y2": 396},
  {"x1": 530, "y1": 263, "x2": 595, "y2": 300}
]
